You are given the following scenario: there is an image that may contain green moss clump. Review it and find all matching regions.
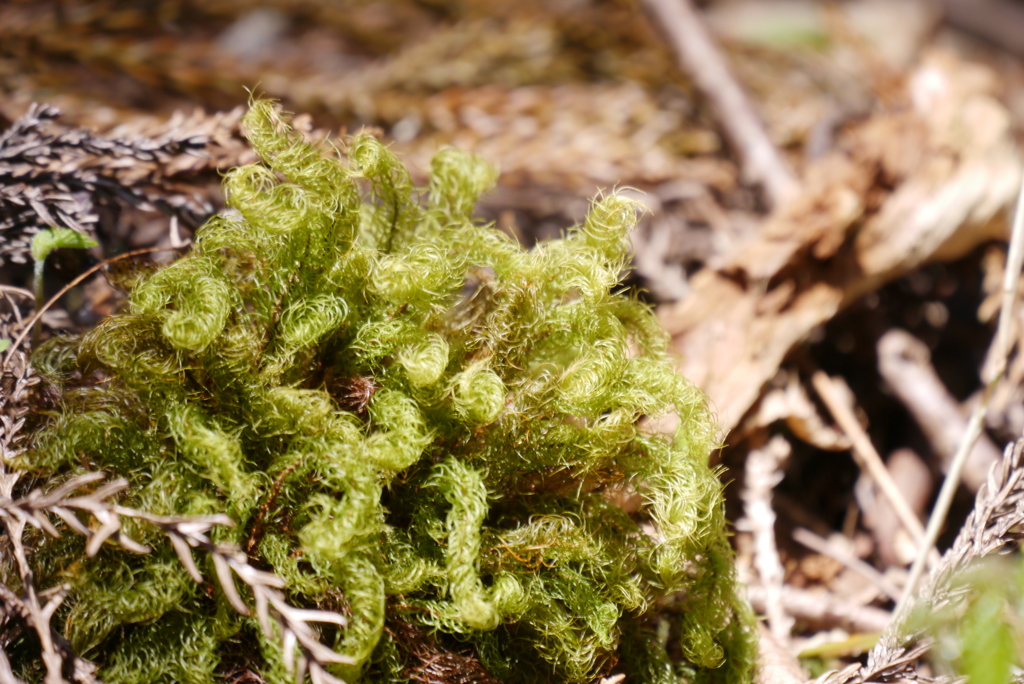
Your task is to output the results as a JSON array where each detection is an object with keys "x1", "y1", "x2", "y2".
[{"x1": 24, "y1": 100, "x2": 756, "y2": 684}]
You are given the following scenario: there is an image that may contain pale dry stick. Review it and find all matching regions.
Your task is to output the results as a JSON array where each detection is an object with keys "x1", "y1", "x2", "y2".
[
  {"x1": 860, "y1": 448, "x2": 932, "y2": 568},
  {"x1": 811, "y1": 372, "x2": 937, "y2": 567},
  {"x1": 745, "y1": 584, "x2": 891, "y2": 634},
  {"x1": 858, "y1": 439, "x2": 1024, "y2": 683},
  {"x1": 738, "y1": 435, "x2": 793, "y2": 642},
  {"x1": 894, "y1": 166, "x2": 1024, "y2": 623},
  {"x1": 1, "y1": 244, "x2": 189, "y2": 368},
  {"x1": 0, "y1": 650, "x2": 25, "y2": 684},
  {"x1": 598, "y1": 675, "x2": 626, "y2": 684},
  {"x1": 792, "y1": 527, "x2": 901, "y2": 602},
  {"x1": 639, "y1": 0, "x2": 798, "y2": 210},
  {"x1": 169, "y1": 215, "x2": 184, "y2": 248},
  {"x1": 0, "y1": 286, "x2": 34, "y2": 300},
  {"x1": 877, "y1": 329, "x2": 1001, "y2": 492},
  {"x1": 814, "y1": 435, "x2": 1024, "y2": 682}
]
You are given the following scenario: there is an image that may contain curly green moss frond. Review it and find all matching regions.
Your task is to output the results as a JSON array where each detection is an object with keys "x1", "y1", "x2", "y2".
[
  {"x1": 241, "y1": 99, "x2": 353, "y2": 201},
  {"x1": 523, "y1": 583, "x2": 615, "y2": 683},
  {"x1": 258, "y1": 529, "x2": 331, "y2": 596},
  {"x1": 347, "y1": 134, "x2": 418, "y2": 252},
  {"x1": 575, "y1": 193, "x2": 642, "y2": 263},
  {"x1": 65, "y1": 555, "x2": 198, "y2": 655},
  {"x1": 277, "y1": 294, "x2": 349, "y2": 352},
  {"x1": 555, "y1": 341, "x2": 629, "y2": 415},
  {"x1": 365, "y1": 390, "x2": 432, "y2": 471},
  {"x1": 131, "y1": 256, "x2": 235, "y2": 353},
  {"x1": 300, "y1": 474, "x2": 382, "y2": 566},
  {"x1": 332, "y1": 547, "x2": 387, "y2": 672},
  {"x1": 259, "y1": 387, "x2": 342, "y2": 436},
  {"x1": 431, "y1": 458, "x2": 501, "y2": 631},
  {"x1": 451, "y1": 359, "x2": 506, "y2": 425},
  {"x1": 396, "y1": 333, "x2": 450, "y2": 388},
  {"x1": 165, "y1": 404, "x2": 261, "y2": 518},
  {"x1": 24, "y1": 99, "x2": 756, "y2": 684},
  {"x1": 428, "y1": 146, "x2": 499, "y2": 222},
  {"x1": 26, "y1": 407, "x2": 151, "y2": 474},
  {"x1": 382, "y1": 535, "x2": 445, "y2": 595},
  {"x1": 371, "y1": 245, "x2": 466, "y2": 309},
  {"x1": 78, "y1": 314, "x2": 183, "y2": 389},
  {"x1": 99, "y1": 611, "x2": 223, "y2": 684},
  {"x1": 619, "y1": 621, "x2": 681, "y2": 684},
  {"x1": 350, "y1": 318, "x2": 420, "y2": 367},
  {"x1": 261, "y1": 294, "x2": 349, "y2": 379}
]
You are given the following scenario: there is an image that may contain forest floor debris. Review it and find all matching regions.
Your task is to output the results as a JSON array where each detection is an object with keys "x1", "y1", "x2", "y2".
[{"x1": 6, "y1": 0, "x2": 1024, "y2": 681}]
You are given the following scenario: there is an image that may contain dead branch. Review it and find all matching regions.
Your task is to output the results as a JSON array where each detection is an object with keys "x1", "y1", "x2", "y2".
[
  {"x1": 902, "y1": 437, "x2": 1024, "y2": 626},
  {"x1": 0, "y1": 648, "x2": 25, "y2": 684},
  {"x1": 859, "y1": 448, "x2": 932, "y2": 568},
  {"x1": 639, "y1": 0, "x2": 798, "y2": 210},
  {"x1": 877, "y1": 329, "x2": 1001, "y2": 492},
  {"x1": 791, "y1": 528, "x2": 900, "y2": 603},
  {"x1": 741, "y1": 372, "x2": 851, "y2": 452},
  {"x1": 737, "y1": 435, "x2": 793, "y2": 642},
  {"x1": 744, "y1": 584, "x2": 891, "y2": 634},
  {"x1": 811, "y1": 372, "x2": 933, "y2": 565}
]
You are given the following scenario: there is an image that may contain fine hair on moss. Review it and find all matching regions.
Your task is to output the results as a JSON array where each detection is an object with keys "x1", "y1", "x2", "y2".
[{"x1": 20, "y1": 99, "x2": 757, "y2": 684}]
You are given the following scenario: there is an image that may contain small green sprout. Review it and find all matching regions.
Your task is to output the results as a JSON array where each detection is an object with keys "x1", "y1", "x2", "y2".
[{"x1": 29, "y1": 227, "x2": 98, "y2": 349}]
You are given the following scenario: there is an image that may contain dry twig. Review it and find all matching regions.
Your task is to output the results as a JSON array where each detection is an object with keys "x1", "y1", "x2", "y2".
[
  {"x1": 639, "y1": 0, "x2": 798, "y2": 210},
  {"x1": 811, "y1": 436, "x2": 1024, "y2": 684},
  {"x1": 744, "y1": 584, "x2": 890, "y2": 635},
  {"x1": 877, "y1": 329, "x2": 1001, "y2": 492},
  {"x1": 859, "y1": 448, "x2": 932, "y2": 568},
  {"x1": 791, "y1": 528, "x2": 901, "y2": 603},
  {"x1": 755, "y1": 624, "x2": 806, "y2": 684},
  {"x1": 737, "y1": 435, "x2": 793, "y2": 642},
  {"x1": 811, "y1": 372, "x2": 933, "y2": 565}
]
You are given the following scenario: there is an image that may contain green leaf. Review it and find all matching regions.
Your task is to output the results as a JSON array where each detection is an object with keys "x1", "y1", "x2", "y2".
[
  {"x1": 960, "y1": 588, "x2": 1016, "y2": 684},
  {"x1": 30, "y1": 227, "x2": 98, "y2": 263},
  {"x1": 0, "y1": 339, "x2": 9, "y2": 353}
]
